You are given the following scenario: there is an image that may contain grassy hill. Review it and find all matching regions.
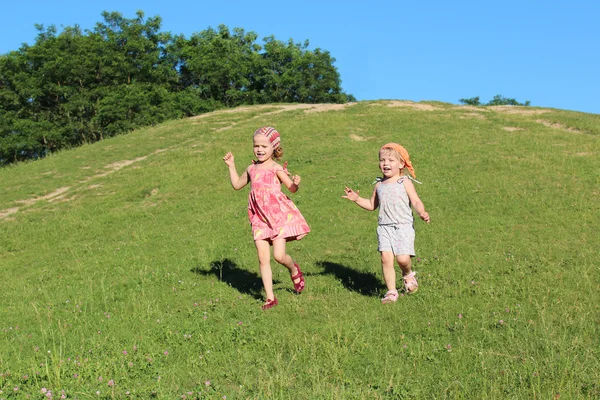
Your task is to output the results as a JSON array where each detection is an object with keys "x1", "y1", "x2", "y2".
[{"x1": 1, "y1": 101, "x2": 599, "y2": 399}]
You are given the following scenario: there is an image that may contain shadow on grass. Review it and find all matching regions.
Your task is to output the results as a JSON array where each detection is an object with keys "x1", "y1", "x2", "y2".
[
  {"x1": 191, "y1": 258, "x2": 265, "y2": 300},
  {"x1": 314, "y1": 260, "x2": 383, "y2": 297}
]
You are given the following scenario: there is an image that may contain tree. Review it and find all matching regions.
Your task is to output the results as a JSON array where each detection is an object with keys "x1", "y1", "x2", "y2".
[
  {"x1": 0, "y1": 12, "x2": 354, "y2": 165},
  {"x1": 459, "y1": 95, "x2": 530, "y2": 107}
]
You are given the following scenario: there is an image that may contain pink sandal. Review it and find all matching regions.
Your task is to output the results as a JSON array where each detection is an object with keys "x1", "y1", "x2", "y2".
[
  {"x1": 291, "y1": 262, "x2": 305, "y2": 293},
  {"x1": 381, "y1": 289, "x2": 399, "y2": 304},
  {"x1": 262, "y1": 297, "x2": 278, "y2": 310},
  {"x1": 403, "y1": 271, "x2": 418, "y2": 293}
]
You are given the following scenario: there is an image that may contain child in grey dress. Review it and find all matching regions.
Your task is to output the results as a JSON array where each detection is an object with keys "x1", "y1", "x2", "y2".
[{"x1": 343, "y1": 143, "x2": 430, "y2": 303}]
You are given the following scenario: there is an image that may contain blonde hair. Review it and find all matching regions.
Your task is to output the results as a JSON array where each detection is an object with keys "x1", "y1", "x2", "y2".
[
  {"x1": 379, "y1": 147, "x2": 404, "y2": 164},
  {"x1": 273, "y1": 146, "x2": 283, "y2": 161}
]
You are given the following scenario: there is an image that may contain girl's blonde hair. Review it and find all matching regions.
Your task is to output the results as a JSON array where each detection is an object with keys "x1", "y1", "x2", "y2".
[
  {"x1": 379, "y1": 147, "x2": 405, "y2": 164},
  {"x1": 273, "y1": 147, "x2": 283, "y2": 160}
]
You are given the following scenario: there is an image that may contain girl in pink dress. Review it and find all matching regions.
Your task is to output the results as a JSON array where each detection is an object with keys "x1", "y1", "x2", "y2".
[{"x1": 223, "y1": 127, "x2": 310, "y2": 310}]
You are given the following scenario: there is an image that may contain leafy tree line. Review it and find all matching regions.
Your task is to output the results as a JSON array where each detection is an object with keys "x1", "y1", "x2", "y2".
[
  {"x1": 459, "y1": 95, "x2": 531, "y2": 107},
  {"x1": 0, "y1": 11, "x2": 354, "y2": 165}
]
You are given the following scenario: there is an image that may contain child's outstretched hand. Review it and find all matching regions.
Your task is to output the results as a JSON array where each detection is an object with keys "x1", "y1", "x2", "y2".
[
  {"x1": 292, "y1": 175, "x2": 301, "y2": 186},
  {"x1": 420, "y1": 211, "x2": 431, "y2": 223},
  {"x1": 223, "y1": 152, "x2": 235, "y2": 166},
  {"x1": 342, "y1": 186, "x2": 360, "y2": 202}
]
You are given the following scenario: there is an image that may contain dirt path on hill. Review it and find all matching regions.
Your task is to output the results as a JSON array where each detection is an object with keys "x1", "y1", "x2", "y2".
[
  {"x1": 1, "y1": 149, "x2": 169, "y2": 221},
  {"x1": 192, "y1": 103, "x2": 357, "y2": 132}
]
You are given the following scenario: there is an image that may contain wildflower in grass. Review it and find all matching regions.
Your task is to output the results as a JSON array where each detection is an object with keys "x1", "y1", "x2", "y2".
[
  {"x1": 157, "y1": 376, "x2": 161, "y2": 382},
  {"x1": 42, "y1": 388, "x2": 48, "y2": 394},
  {"x1": 237, "y1": 321, "x2": 243, "y2": 326},
  {"x1": 133, "y1": 345, "x2": 138, "y2": 351},
  {"x1": 128, "y1": 362, "x2": 133, "y2": 367},
  {"x1": 73, "y1": 374, "x2": 79, "y2": 378},
  {"x1": 203, "y1": 315, "x2": 208, "y2": 320},
  {"x1": 471, "y1": 280, "x2": 475, "y2": 285},
  {"x1": 204, "y1": 381, "x2": 211, "y2": 387},
  {"x1": 14, "y1": 386, "x2": 19, "y2": 392},
  {"x1": 499, "y1": 320, "x2": 504, "y2": 325},
  {"x1": 403, "y1": 344, "x2": 407, "y2": 349},
  {"x1": 123, "y1": 350, "x2": 128, "y2": 355},
  {"x1": 108, "y1": 379, "x2": 115, "y2": 387},
  {"x1": 458, "y1": 314, "x2": 463, "y2": 319},
  {"x1": 164, "y1": 350, "x2": 169, "y2": 355},
  {"x1": 126, "y1": 391, "x2": 130, "y2": 396},
  {"x1": 96, "y1": 391, "x2": 100, "y2": 396},
  {"x1": 98, "y1": 376, "x2": 103, "y2": 381},
  {"x1": 446, "y1": 344, "x2": 452, "y2": 351}
]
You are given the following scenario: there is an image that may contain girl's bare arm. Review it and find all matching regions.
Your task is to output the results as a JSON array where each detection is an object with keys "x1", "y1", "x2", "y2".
[
  {"x1": 343, "y1": 184, "x2": 379, "y2": 211},
  {"x1": 277, "y1": 169, "x2": 299, "y2": 193},
  {"x1": 403, "y1": 178, "x2": 430, "y2": 222},
  {"x1": 223, "y1": 152, "x2": 249, "y2": 190}
]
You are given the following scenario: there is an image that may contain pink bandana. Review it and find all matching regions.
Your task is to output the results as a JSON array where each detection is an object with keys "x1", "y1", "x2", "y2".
[{"x1": 253, "y1": 126, "x2": 281, "y2": 149}]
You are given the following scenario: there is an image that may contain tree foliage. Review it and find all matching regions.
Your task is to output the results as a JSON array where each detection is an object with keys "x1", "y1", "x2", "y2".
[
  {"x1": 459, "y1": 95, "x2": 531, "y2": 107},
  {"x1": 0, "y1": 11, "x2": 353, "y2": 165}
]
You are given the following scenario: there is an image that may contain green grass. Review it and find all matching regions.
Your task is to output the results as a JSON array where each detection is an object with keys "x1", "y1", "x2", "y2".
[{"x1": 1, "y1": 101, "x2": 599, "y2": 399}]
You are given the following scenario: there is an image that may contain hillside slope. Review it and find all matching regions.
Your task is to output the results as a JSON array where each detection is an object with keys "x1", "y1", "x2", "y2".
[{"x1": 1, "y1": 101, "x2": 599, "y2": 398}]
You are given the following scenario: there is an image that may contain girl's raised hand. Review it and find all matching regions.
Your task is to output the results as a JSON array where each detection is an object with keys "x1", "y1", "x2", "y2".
[
  {"x1": 292, "y1": 175, "x2": 301, "y2": 186},
  {"x1": 223, "y1": 152, "x2": 235, "y2": 166},
  {"x1": 342, "y1": 186, "x2": 360, "y2": 202}
]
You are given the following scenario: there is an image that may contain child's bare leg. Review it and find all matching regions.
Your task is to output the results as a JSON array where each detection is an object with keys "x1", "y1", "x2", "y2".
[
  {"x1": 381, "y1": 251, "x2": 397, "y2": 291},
  {"x1": 396, "y1": 254, "x2": 412, "y2": 276},
  {"x1": 272, "y1": 239, "x2": 301, "y2": 285},
  {"x1": 397, "y1": 254, "x2": 418, "y2": 293},
  {"x1": 255, "y1": 239, "x2": 275, "y2": 300}
]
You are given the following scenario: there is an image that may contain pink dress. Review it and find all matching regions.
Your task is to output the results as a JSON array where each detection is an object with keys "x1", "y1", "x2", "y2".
[{"x1": 247, "y1": 163, "x2": 310, "y2": 242}]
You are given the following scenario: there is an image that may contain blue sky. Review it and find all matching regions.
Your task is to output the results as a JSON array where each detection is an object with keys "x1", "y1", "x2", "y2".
[{"x1": 2, "y1": 0, "x2": 599, "y2": 114}]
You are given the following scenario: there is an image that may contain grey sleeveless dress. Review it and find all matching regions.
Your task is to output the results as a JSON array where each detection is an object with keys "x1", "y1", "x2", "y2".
[{"x1": 376, "y1": 177, "x2": 415, "y2": 255}]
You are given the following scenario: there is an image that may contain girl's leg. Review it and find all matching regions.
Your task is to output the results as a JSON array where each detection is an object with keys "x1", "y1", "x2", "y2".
[
  {"x1": 396, "y1": 254, "x2": 412, "y2": 276},
  {"x1": 396, "y1": 254, "x2": 418, "y2": 293},
  {"x1": 381, "y1": 251, "x2": 397, "y2": 291},
  {"x1": 255, "y1": 239, "x2": 275, "y2": 301},
  {"x1": 272, "y1": 239, "x2": 302, "y2": 286}
]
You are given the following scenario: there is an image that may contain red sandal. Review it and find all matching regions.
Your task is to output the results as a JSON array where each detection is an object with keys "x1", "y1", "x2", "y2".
[
  {"x1": 262, "y1": 297, "x2": 278, "y2": 310},
  {"x1": 291, "y1": 262, "x2": 305, "y2": 293}
]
